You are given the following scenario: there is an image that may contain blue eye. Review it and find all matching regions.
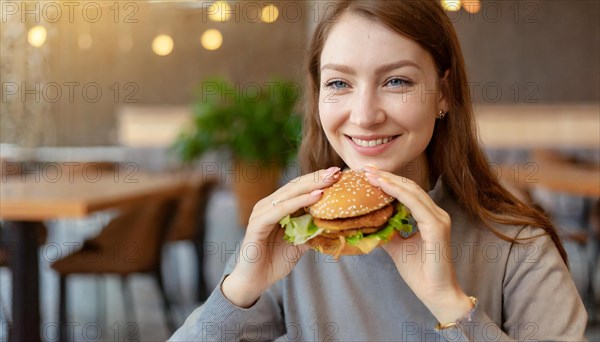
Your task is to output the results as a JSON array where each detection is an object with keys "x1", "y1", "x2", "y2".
[
  {"x1": 386, "y1": 78, "x2": 410, "y2": 87},
  {"x1": 325, "y1": 80, "x2": 348, "y2": 90}
]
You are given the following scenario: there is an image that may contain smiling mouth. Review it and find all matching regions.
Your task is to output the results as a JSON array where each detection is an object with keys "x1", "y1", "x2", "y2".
[{"x1": 348, "y1": 135, "x2": 400, "y2": 147}]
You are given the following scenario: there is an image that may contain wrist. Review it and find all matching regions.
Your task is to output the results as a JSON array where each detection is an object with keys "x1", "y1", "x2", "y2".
[
  {"x1": 221, "y1": 272, "x2": 265, "y2": 308},
  {"x1": 435, "y1": 296, "x2": 478, "y2": 331},
  {"x1": 424, "y1": 290, "x2": 473, "y2": 324}
]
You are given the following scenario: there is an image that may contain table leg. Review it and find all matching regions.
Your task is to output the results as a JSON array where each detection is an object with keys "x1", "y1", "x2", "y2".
[{"x1": 4, "y1": 221, "x2": 42, "y2": 342}]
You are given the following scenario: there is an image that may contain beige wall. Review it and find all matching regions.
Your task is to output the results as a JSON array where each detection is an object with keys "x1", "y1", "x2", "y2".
[
  {"x1": 1, "y1": 1, "x2": 598, "y2": 147},
  {"x1": 1, "y1": 1, "x2": 309, "y2": 146},
  {"x1": 453, "y1": 0, "x2": 599, "y2": 103}
]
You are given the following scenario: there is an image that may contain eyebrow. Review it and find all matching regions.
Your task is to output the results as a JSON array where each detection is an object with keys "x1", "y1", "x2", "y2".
[{"x1": 320, "y1": 60, "x2": 422, "y2": 75}]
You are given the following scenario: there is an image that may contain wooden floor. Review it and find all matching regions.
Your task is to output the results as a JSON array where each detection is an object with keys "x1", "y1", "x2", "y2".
[{"x1": 0, "y1": 188, "x2": 599, "y2": 341}]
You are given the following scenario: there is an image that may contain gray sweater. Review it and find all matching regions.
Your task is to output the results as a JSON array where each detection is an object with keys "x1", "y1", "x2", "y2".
[{"x1": 170, "y1": 180, "x2": 587, "y2": 341}]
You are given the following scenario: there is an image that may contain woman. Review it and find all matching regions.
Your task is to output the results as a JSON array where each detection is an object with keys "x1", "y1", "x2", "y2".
[{"x1": 171, "y1": 1, "x2": 587, "y2": 340}]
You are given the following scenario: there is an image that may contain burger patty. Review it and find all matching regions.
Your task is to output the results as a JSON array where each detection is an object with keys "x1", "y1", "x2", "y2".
[
  {"x1": 320, "y1": 226, "x2": 382, "y2": 238},
  {"x1": 313, "y1": 204, "x2": 395, "y2": 231}
]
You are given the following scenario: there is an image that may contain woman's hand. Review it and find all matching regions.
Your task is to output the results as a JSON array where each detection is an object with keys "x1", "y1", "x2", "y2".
[
  {"x1": 222, "y1": 166, "x2": 341, "y2": 308},
  {"x1": 365, "y1": 166, "x2": 472, "y2": 323}
]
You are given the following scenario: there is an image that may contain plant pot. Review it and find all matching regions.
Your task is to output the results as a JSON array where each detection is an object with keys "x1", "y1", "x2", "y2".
[{"x1": 231, "y1": 160, "x2": 282, "y2": 227}]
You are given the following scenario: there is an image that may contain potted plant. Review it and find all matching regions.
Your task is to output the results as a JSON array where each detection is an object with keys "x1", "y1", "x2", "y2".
[{"x1": 172, "y1": 77, "x2": 302, "y2": 226}]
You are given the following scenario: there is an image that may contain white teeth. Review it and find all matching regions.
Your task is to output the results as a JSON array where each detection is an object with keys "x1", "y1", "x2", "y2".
[{"x1": 351, "y1": 136, "x2": 394, "y2": 147}]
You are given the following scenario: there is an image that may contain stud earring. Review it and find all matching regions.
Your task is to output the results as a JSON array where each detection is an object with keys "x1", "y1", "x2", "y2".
[{"x1": 437, "y1": 110, "x2": 446, "y2": 119}]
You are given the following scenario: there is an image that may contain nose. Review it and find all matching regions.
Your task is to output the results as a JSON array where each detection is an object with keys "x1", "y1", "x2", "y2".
[{"x1": 348, "y1": 88, "x2": 385, "y2": 128}]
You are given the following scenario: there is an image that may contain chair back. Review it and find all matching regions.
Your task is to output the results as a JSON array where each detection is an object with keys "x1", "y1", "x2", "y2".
[
  {"x1": 53, "y1": 197, "x2": 178, "y2": 275},
  {"x1": 166, "y1": 178, "x2": 218, "y2": 242}
]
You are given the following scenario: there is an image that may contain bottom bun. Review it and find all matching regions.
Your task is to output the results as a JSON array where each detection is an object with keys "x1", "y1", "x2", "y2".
[{"x1": 306, "y1": 233, "x2": 392, "y2": 257}]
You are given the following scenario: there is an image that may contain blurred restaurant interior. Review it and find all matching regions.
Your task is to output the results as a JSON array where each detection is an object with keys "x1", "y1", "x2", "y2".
[{"x1": 0, "y1": 0, "x2": 599, "y2": 341}]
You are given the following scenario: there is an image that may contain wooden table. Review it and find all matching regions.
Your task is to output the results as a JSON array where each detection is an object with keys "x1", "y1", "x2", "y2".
[
  {"x1": 0, "y1": 170, "x2": 188, "y2": 342},
  {"x1": 498, "y1": 151, "x2": 600, "y2": 198},
  {"x1": 475, "y1": 103, "x2": 600, "y2": 149}
]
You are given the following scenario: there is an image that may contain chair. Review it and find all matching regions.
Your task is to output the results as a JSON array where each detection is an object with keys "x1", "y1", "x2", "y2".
[
  {"x1": 0, "y1": 224, "x2": 9, "y2": 322},
  {"x1": 52, "y1": 197, "x2": 179, "y2": 341},
  {"x1": 0, "y1": 222, "x2": 48, "y2": 323},
  {"x1": 529, "y1": 149, "x2": 600, "y2": 321},
  {"x1": 163, "y1": 177, "x2": 218, "y2": 303}
]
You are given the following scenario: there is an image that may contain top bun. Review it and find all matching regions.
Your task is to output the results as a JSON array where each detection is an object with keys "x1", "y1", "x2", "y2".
[{"x1": 307, "y1": 170, "x2": 394, "y2": 220}]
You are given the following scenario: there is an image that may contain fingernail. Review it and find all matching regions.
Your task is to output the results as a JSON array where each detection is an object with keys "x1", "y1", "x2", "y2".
[
  {"x1": 364, "y1": 164, "x2": 379, "y2": 174},
  {"x1": 324, "y1": 172, "x2": 341, "y2": 182},
  {"x1": 323, "y1": 166, "x2": 341, "y2": 181},
  {"x1": 365, "y1": 173, "x2": 381, "y2": 186},
  {"x1": 325, "y1": 166, "x2": 340, "y2": 174},
  {"x1": 378, "y1": 175, "x2": 390, "y2": 184},
  {"x1": 310, "y1": 189, "x2": 324, "y2": 196}
]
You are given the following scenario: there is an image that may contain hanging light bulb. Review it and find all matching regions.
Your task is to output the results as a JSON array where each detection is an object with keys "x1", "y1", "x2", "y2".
[
  {"x1": 28, "y1": 26, "x2": 47, "y2": 48},
  {"x1": 463, "y1": 0, "x2": 481, "y2": 14},
  {"x1": 201, "y1": 29, "x2": 223, "y2": 51},
  {"x1": 208, "y1": 1, "x2": 232, "y2": 22},
  {"x1": 441, "y1": 0, "x2": 461, "y2": 12},
  {"x1": 261, "y1": 4, "x2": 279, "y2": 23},
  {"x1": 152, "y1": 34, "x2": 174, "y2": 56}
]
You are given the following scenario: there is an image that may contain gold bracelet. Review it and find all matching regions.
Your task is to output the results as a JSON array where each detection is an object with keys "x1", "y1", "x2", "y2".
[{"x1": 434, "y1": 296, "x2": 478, "y2": 331}]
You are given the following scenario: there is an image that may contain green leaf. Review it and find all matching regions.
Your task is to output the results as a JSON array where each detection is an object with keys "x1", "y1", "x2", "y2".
[
  {"x1": 279, "y1": 214, "x2": 323, "y2": 245},
  {"x1": 171, "y1": 76, "x2": 302, "y2": 167}
]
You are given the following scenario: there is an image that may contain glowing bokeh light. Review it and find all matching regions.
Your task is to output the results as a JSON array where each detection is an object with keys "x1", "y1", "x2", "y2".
[
  {"x1": 441, "y1": 0, "x2": 461, "y2": 12},
  {"x1": 201, "y1": 29, "x2": 223, "y2": 51},
  {"x1": 463, "y1": 0, "x2": 481, "y2": 14},
  {"x1": 152, "y1": 34, "x2": 174, "y2": 56},
  {"x1": 208, "y1": 1, "x2": 232, "y2": 22},
  {"x1": 28, "y1": 26, "x2": 47, "y2": 48},
  {"x1": 261, "y1": 4, "x2": 279, "y2": 23}
]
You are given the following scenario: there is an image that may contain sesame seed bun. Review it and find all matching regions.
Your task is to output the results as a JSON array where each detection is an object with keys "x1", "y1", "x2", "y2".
[
  {"x1": 303, "y1": 170, "x2": 398, "y2": 257},
  {"x1": 307, "y1": 170, "x2": 395, "y2": 220}
]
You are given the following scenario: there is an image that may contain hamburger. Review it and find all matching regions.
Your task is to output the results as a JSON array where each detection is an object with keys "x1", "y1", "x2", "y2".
[{"x1": 279, "y1": 170, "x2": 417, "y2": 258}]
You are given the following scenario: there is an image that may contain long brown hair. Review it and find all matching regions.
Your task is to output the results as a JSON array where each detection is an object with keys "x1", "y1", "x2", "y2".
[{"x1": 298, "y1": 0, "x2": 567, "y2": 263}]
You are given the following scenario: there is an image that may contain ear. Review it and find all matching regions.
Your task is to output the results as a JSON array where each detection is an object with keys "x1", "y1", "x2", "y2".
[{"x1": 437, "y1": 69, "x2": 450, "y2": 113}]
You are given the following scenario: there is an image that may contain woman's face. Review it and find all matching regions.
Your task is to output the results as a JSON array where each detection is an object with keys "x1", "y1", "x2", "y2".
[{"x1": 318, "y1": 13, "x2": 447, "y2": 177}]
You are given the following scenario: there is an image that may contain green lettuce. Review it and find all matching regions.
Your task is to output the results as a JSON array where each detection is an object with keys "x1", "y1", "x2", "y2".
[
  {"x1": 279, "y1": 214, "x2": 323, "y2": 245},
  {"x1": 346, "y1": 202, "x2": 416, "y2": 246},
  {"x1": 385, "y1": 203, "x2": 416, "y2": 238},
  {"x1": 279, "y1": 202, "x2": 417, "y2": 251}
]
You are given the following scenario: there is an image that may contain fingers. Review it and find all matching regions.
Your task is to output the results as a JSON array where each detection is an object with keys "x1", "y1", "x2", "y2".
[
  {"x1": 256, "y1": 166, "x2": 340, "y2": 218},
  {"x1": 364, "y1": 166, "x2": 451, "y2": 239},
  {"x1": 270, "y1": 166, "x2": 341, "y2": 202},
  {"x1": 246, "y1": 166, "x2": 341, "y2": 240},
  {"x1": 249, "y1": 188, "x2": 325, "y2": 232},
  {"x1": 271, "y1": 227, "x2": 310, "y2": 262},
  {"x1": 364, "y1": 166, "x2": 429, "y2": 217}
]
